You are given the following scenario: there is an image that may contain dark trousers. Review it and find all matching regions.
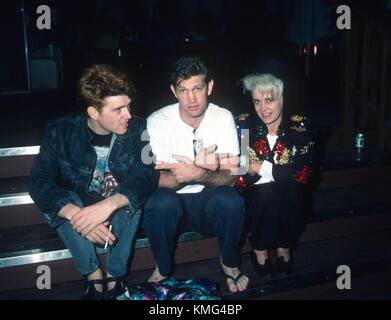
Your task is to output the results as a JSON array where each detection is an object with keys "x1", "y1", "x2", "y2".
[
  {"x1": 143, "y1": 186, "x2": 245, "y2": 276},
  {"x1": 244, "y1": 182, "x2": 304, "y2": 251}
]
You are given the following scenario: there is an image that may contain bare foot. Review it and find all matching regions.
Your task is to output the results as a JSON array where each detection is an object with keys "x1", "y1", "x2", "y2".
[
  {"x1": 220, "y1": 259, "x2": 249, "y2": 293},
  {"x1": 147, "y1": 266, "x2": 167, "y2": 283},
  {"x1": 106, "y1": 272, "x2": 116, "y2": 291},
  {"x1": 277, "y1": 247, "x2": 290, "y2": 262},
  {"x1": 253, "y1": 249, "x2": 269, "y2": 265}
]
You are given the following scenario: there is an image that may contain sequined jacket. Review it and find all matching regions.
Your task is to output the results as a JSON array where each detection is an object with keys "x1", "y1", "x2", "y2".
[{"x1": 235, "y1": 113, "x2": 315, "y2": 190}]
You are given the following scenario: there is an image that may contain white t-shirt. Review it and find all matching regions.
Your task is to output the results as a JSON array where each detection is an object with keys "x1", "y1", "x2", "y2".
[{"x1": 147, "y1": 102, "x2": 240, "y2": 193}]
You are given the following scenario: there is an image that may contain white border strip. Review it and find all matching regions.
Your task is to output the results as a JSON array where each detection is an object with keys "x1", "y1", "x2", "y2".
[
  {"x1": 0, "y1": 146, "x2": 40, "y2": 157},
  {"x1": 0, "y1": 232, "x2": 205, "y2": 269},
  {"x1": 0, "y1": 193, "x2": 34, "y2": 206}
]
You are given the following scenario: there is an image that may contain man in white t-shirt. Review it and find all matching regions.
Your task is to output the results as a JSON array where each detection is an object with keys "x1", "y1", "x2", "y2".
[{"x1": 144, "y1": 57, "x2": 249, "y2": 293}]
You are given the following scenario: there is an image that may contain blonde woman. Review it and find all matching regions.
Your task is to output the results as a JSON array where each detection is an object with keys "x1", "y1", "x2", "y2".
[{"x1": 236, "y1": 73, "x2": 315, "y2": 276}]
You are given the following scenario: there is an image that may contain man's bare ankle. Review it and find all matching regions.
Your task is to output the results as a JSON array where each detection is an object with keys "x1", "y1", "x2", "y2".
[
  {"x1": 148, "y1": 267, "x2": 167, "y2": 283},
  {"x1": 87, "y1": 268, "x2": 104, "y2": 292}
]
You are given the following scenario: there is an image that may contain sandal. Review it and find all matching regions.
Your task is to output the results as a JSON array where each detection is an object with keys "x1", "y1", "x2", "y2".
[
  {"x1": 81, "y1": 279, "x2": 104, "y2": 300},
  {"x1": 220, "y1": 268, "x2": 248, "y2": 293},
  {"x1": 105, "y1": 277, "x2": 129, "y2": 300}
]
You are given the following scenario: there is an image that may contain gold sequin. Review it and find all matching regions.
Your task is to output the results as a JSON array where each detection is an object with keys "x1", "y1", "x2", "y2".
[
  {"x1": 248, "y1": 147, "x2": 263, "y2": 163},
  {"x1": 237, "y1": 113, "x2": 250, "y2": 121},
  {"x1": 277, "y1": 147, "x2": 292, "y2": 165},
  {"x1": 291, "y1": 114, "x2": 304, "y2": 122}
]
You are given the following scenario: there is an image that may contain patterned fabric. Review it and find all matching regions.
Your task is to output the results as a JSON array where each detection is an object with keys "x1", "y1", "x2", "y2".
[
  {"x1": 125, "y1": 278, "x2": 221, "y2": 300},
  {"x1": 235, "y1": 112, "x2": 315, "y2": 191},
  {"x1": 89, "y1": 142, "x2": 119, "y2": 198}
]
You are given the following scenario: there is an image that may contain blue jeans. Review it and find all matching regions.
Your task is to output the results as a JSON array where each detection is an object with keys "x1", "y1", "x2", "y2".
[
  {"x1": 56, "y1": 191, "x2": 141, "y2": 278},
  {"x1": 143, "y1": 186, "x2": 245, "y2": 276}
]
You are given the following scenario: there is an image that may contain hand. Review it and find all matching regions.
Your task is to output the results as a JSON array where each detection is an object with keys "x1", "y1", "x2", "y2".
[
  {"x1": 155, "y1": 155, "x2": 205, "y2": 184},
  {"x1": 84, "y1": 221, "x2": 116, "y2": 246},
  {"x1": 248, "y1": 162, "x2": 262, "y2": 176},
  {"x1": 195, "y1": 144, "x2": 233, "y2": 171},
  {"x1": 70, "y1": 201, "x2": 113, "y2": 237},
  {"x1": 58, "y1": 203, "x2": 82, "y2": 221},
  {"x1": 195, "y1": 144, "x2": 218, "y2": 171}
]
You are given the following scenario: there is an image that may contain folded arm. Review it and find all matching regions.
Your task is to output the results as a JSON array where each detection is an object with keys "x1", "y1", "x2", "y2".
[{"x1": 156, "y1": 150, "x2": 239, "y2": 189}]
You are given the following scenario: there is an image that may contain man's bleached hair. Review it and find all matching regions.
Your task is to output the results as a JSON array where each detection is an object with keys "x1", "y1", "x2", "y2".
[{"x1": 239, "y1": 73, "x2": 283, "y2": 99}]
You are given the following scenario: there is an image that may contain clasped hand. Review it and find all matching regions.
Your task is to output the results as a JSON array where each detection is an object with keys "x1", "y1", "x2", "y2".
[
  {"x1": 155, "y1": 144, "x2": 232, "y2": 184},
  {"x1": 248, "y1": 162, "x2": 262, "y2": 176},
  {"x1": 70, "y1": 201, "x2": 115, "y2": 246}
]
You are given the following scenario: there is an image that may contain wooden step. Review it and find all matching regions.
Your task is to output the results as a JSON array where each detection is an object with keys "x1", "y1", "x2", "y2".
[
  {"x1": 317, "y1": 163, "x2": 391, "y2": 190},
  {"x1": 0, "y1": 147, "x2": 38, "y2": 179},
  {"x1": 0, "y1": 204, "x2": 44, "y2": 229},
  {"x1": 1, "y1": 209, "x2": 390, "y2": 293},
  {"x1": 1, "y1": 145, "x2": 391, "y2": 294},
  {"x1": 1, "y1": 164, "x2": 391, "y2": 229},
  {"x1": 0, "y1": 229, "x2": 390, "y2": 300},
  {"x1": 1, "y1": 145, "x2": 391, "y2": 189},
  {"x1": 255, "y1": 269, "x2": 391, "y2": 300},
  {"x1": 2, "y1": 179, "x2": 390, "y2": 270}
]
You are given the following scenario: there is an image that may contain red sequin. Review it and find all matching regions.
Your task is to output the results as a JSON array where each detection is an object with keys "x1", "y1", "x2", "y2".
[
  {"x1": 274, "y1": 141, "x2": 286, "y2": 161},
  {"x1": 254, "y1": 139, "x2": 269, "y2": 157},
  {"x1": 235, "y1": 175, "x2": 247, "y2": 188},
  {"x1": 292, "y1": 165, "x2": 311, "y2": 183}
]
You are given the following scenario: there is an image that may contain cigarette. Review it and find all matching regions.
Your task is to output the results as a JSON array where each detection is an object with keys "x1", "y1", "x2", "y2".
[{"x1": 104, "y1": 224, "x2": 112, "y2": 250}]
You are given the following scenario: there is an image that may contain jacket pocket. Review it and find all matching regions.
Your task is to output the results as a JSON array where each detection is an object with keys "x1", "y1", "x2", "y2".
[
  {"x1": 58, "y1": 158, "x2": 83, "y2": 186},
  {"x1": 115, "y1": 154, "x2": 135, "y2": 172}
]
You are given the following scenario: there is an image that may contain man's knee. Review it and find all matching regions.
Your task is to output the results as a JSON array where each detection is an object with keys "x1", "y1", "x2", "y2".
[
  {"x1": 144, "y1": 187, "x2": 182, "y2": 219},
  {"x1": 213, "y1": 186, "x2": 244, "y2": 208}
]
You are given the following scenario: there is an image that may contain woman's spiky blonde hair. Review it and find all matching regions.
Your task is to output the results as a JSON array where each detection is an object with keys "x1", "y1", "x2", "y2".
[{"x1": 239, "y1": 73, "x2": 283, "y2": 99}]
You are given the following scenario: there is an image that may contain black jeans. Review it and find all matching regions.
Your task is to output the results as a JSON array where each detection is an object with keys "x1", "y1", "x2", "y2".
[{"x1": 143, "y1": 186, "x2": 245, "y2": 276}]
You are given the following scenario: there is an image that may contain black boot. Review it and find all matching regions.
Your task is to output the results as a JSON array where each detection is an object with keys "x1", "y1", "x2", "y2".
[{"x1": 275, "y1": 256, "x2": 293, "y2": 275}]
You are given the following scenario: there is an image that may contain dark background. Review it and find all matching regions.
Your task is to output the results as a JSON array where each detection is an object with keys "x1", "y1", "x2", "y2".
[
  {"x1": 1, "y1": 1, "x2": 391, "y2": 300},
  {"x1": 0, "y1": 0, "x2": 389, "y2": 147}
]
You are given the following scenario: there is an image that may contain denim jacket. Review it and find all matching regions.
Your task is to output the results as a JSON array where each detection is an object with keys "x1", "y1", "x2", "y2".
[{"x1": 29, "y1": 112, "x2": 158, "y2": 228}]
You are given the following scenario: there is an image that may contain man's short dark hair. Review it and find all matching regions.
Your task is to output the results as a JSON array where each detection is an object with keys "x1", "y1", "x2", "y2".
[{"x1": 169, "y1": 57, "x2": 211, "y2": 87}]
